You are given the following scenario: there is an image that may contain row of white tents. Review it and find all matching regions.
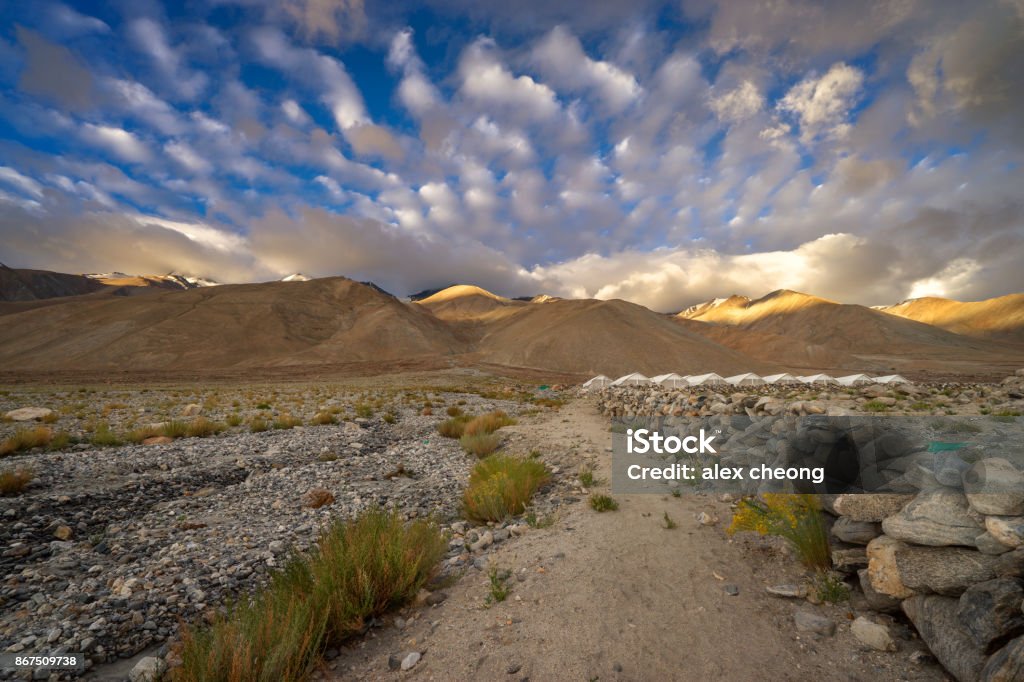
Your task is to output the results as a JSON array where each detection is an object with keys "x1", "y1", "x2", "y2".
[{"x1": 582, "y1": 372, "x2": 910, "y2": 390}]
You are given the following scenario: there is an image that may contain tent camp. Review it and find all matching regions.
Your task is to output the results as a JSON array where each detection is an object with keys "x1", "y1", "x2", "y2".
[
  {"x1": 582, "y1": 375, "x2": 612, "y2": 390},
  {"x1": 762, "y1": 373, "x2": 799, "y2": 384},
  {"x1": 873, "y1": 374, "x2": 911, "y2": 384},
  {"x1": 798, "y1": 374, "x2": 837, "y2": 385},
  {"x1": 687, "y1": 373, "x2": 727, "y2": 386},
  {"x1": 725, "y1": 373, "x2": 766, "y2": 386},
  {"x1": 653, "y1": 373, "x2": 690, "y2": 388},
  {"x1": 611, "y1": 372, "x2": 652, "y2": 386},
  {"x1": 836, "y1": 374, "x2": 873, "y2": 386}
]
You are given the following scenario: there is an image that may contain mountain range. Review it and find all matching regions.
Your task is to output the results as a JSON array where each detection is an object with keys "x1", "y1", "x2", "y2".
[{"x1": 0, "y1": 267, "x2": 1022, "y2": 380}]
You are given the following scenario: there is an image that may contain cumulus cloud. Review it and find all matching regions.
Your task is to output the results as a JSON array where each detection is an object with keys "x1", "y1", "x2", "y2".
[
  {"x1": 709, "y1": 80, "x2": 764, "y2": 122},
  {"x1": 128, "y1": 18, "x2": 207, "y2": 100},
  {"x1": 80, "y1": 124, "x2": 151, "y2": 163},
  {"x1": 459, "y1": 39, "x2": 561, "y2": 123},
  {"x1": 778, "y1": 63, "x2": 864, "y2": 142},
  {"x1": 530, "y1": 26, "x2": 641, "y2": 113}
]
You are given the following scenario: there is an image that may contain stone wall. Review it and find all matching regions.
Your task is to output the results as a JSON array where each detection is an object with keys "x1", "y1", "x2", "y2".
[{"x1": 593, "y1": 370, "x2": 1024, "y2": 681}]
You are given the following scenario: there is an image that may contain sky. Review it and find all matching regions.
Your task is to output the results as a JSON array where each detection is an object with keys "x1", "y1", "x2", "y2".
[{"x1": 0, "y1": 0, "x2": 1022, "y2": 310}]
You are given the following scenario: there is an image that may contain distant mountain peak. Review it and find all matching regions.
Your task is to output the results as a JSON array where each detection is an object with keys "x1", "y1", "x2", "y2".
[{"x1": 281, "y1": 273, "x2": 311, "y2": 282}]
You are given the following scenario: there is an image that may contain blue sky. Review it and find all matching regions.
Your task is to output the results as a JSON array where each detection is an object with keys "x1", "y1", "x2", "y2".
[{"x1": 0, "y1": 0, "x2": 1022, "y2": 309}]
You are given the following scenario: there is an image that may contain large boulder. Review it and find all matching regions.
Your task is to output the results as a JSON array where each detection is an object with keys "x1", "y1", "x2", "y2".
[
  {"x1": 4, "y1": 407, "x2": 53, "y2": 421},
  {"x1": 964, "y1": 459, "x2": 1024, "y2": 517},
  {"x1": 956, "y1": 578, "x2": 1024, "y2": 653},
  {"x1": 981, "y1": 635, "x2": 1024, "y2": 681},
  {"x1": 895, "y1": 545, "x2": 999, "y2": 596},
  {"x1": 832, "y1": 494, "x2": 915, "y2": 522},
  {"x1": 903, "y1": 594, "x2": 986, "y2": 682},
  {"x1": 866, "y1": 536, "x2": 916, "y2": 599},
  {"x1": 882, "y1": 489, "x2": 985, "y2": 547}
]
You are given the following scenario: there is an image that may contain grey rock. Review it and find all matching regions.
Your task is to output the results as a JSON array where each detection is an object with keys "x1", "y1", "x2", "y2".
[
  {"x1": 723, "y1": 584, "x2": 739, "y2": 596},
  {"x1": 858, "y1": 569, "x2": 902, "y2": 613},
  {"x1": 882, "y1": 489, "x2": 984, "y2": 547},
  {"x1": 831, "y1": 517, "x2": 882, "y2": 545},
  {"x1": 766, "y1": 584, "x2": 808, "y2": 599},
  {"x1": 995, "y1": 549, "x2": 1024, "y2": 578},
  {"x1": 425, "y1": 590, "x2": 448, "y2": 606},
  {"x1": 851, "y1": 617, "x2": 897, "y2": 652},
  {"x1": 956, "y1": 578, "x2": 1024, "y2": 653},
  {"x1": 832, "y1": 494, "x2": 915, "y2": 522},
  {"x1": 985, "y1": 517, "x2": 1024, "y2": 549},
  {"x1": 832, "y1": 547, "x2": 868, "y2": 572},
  {"x1": 964, "y1": 459, "x2": 1024, "y2": 516},
  {"x1": 977, "y1": 532, "x2": 1015, "y2": 555},
  {"x1": 895, "y1": 545, "x2": 999, "y2": 596},
  {"x1": 128, "y1": 656, "x2": 167, "y2": 682},
  {"x1": 981, "y1": 634, "x2": 1024, "y2": 682},
  {"x1": 401, "y1": 651, "x2": 421, "y2": 671},
  {"x1": 794, "y1": 609, "x2": 835, "y2": 636},
  {"x1": 903, "y1": 594, "x2": 986, "y2": 682}
]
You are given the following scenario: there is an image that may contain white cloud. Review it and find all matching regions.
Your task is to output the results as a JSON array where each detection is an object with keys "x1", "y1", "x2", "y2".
[
  {"x1": 459, "y1": 39, "x2": 561, "y2": 123},
  {"x1": 0, "y1": 166, "x2": 44, "y2": 199},
  {"x1": 104, "y1": 79, "x2": 184, "y2": 135},
  {"x1": 531, "y1": 26, "x2": 641, "y2": 113},
  {"x1": 779, "y1": 63, "x2": 864, "y2": 142},
  {"x1": 128, "y1": 18, "x2": 207, "y2": 100},
  {"x1": 165, "y1": 141, "x2": 211, "y2": 174},
  {"x1": 81, "y1": 124, "x2": 151, "y2": 163},
  {"x1": 281, "y1": 99, "x2": 311, "y2": 125},
  {"x1": 709, "y1": 80, "x2": 764, "y2": 122}
]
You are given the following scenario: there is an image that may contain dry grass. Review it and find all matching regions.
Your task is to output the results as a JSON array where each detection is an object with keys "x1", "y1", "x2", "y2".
[
  {"x1": 0, "y1": 426, "x2": 53, "y2": 456},
  {"x1": 446, "y1": 406, "x2": 464, "y2": 417},
  {"x1": 250, "y1": 417, "x2": 269, "y2": 433},
  {"x1": 728, "y1": 494, "x2": 831, "y2": 571},
  {"x1": 302, "y1": 488, "x2": 335, "y2": 509},
  {"x1": 312, "y1": 412, "x2": 337, "y2": 425},
  {"x1": 174, "y1": 510, "x2": 445, "y2": 682},
  {"x1": 437, "y1": 415, "x2": 472, "y2": 438},
  {"x1": 273, "y1": 414, "x2": 303, "y2": 430},
  {"x1": 186, "y1": 417, "x2": 226, "y2": 438},
  {"x1": 0, "y1": 467, "x2": 34, "y2": 495},
  {"x1": 462, "y1": 455, "x2": 550, "y2": 523},
  {"x1": 463, "y1": 411, "x2": 516, "y2": 437},
  {"x1": 460, "y1": 432, "x2": 501, "y2": 458}
]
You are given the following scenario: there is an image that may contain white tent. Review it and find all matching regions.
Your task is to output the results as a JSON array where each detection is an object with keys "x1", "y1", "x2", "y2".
[
  {"x1": 611, "y1": 372, "x2": 652, "y2": 386},
  {"x1": 762, "y1": 373, "x2": 799, "y2": 384},
  {"x1": 653, "y1": 373, "x2": 690, "y2": 388},
  {"x1": 873, "y1": 374, "x2": 911, "y2": 384},
  {"x1": 582, "y1": 375, "x2": 612, "y2": 390},
  {"x1": 725, "y1": 373, "x2": 766, "y2": 386},
  {"x1": 687, "y1": 372, "x2": 727, "y2": 386},
  {"x1": 798, "y1": 374, "x2": 837, "y2": 385},
  {"x1": 836, "y1": 373, "x2": 873, "y2": 386}
]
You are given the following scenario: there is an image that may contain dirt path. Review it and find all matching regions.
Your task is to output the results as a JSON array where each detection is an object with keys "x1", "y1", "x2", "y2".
[{"x1": 334, "y1": 399, "x2": 946, "y2": 681}]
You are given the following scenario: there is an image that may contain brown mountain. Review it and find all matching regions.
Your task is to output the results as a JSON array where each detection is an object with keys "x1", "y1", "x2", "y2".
[
  {"x1": 876, "y1": 294, "x2": 1024, "y2": 341},
  {"x1": 414, "y1": 285, "x2": 527, "y2": 322},
  {"x1": 0, "y1": 264, "x2": 108, "y2": 302},
  {"x1": 0, "y1": 277, "x2": 465, "y2": 372},
  {"x1": 675, "y1": 289, "x2": 1024, "y2": 376}
]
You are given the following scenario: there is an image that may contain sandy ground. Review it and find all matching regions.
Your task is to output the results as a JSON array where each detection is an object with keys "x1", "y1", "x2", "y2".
[{"x1": 329, "y1": 399, "x2": 950, "y2": 682}]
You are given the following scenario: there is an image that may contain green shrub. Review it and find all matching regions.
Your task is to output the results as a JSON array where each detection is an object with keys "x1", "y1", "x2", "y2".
[
  {"x1": 186, "y1": 417, "x2": 226, "y2": 438},
  {"x1": 175, "y1": 510, "x2": 445, "y2": 682},
  {"x1": 437, "y1": 415, "x2": 472, "y2": 438},
  {"x1": 460, "y1": 433, "x2": 501, "y2": 457},
  {"x1": 90, "y1": 424, "x2": 122, "y2": 447},
  {"x1": 589, "y1": 494, "x2": 619, "y2": 512},
  {"x1": 462, "y1": 455, "x2": 550, "y2": 523},
  {"x1": 162, "y1": 420, "x2": 189, "y2": 439},
  {"x1": 463, "y1": 411, "x2": 516, "y2": 437},
  {"x1": 863, "y1": 400, "x2": 891, "y2": 412}
]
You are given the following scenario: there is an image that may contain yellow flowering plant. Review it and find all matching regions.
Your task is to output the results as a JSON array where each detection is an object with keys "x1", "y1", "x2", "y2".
[{"x1": 727, "y1": 493, "x2": 831, "y2": 570}]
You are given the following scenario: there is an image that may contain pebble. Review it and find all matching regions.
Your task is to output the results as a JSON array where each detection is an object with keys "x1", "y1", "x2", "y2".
[{"x1": 401, "y1": 651, "x2": 421, "y2": 671}]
